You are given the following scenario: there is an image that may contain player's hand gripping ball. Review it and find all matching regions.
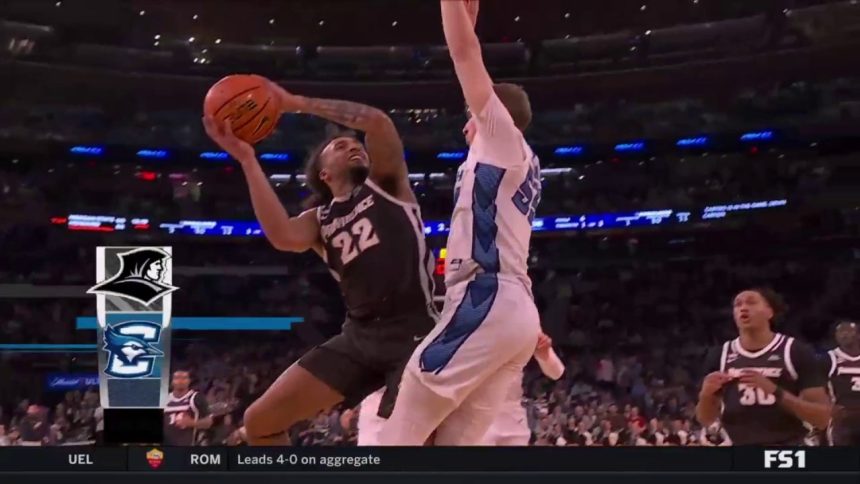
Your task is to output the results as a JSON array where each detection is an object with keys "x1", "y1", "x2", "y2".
[{"x1": 203, "y1": 74, "x2": 281, "y2": 144}]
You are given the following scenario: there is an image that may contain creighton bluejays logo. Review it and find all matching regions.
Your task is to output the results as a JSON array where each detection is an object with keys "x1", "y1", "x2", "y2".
[
  {"x1": 103, "y1": 321, "x2": 163, "y2": 378},
  {"x1": 88, "y1": 248, "x2": 178, "y2": 306}
]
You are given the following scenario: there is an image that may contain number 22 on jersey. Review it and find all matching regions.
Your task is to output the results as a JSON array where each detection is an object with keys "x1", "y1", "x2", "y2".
[{"x1": 331, "y1": 217, "x2": 380, "y2": 265}]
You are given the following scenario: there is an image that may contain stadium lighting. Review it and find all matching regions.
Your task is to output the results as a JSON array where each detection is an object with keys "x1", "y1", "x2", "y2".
[
  {"x1": 615, "y1": 141, "x2": 646, "y2": 152},
  {"x1": 259, "y1": 153, "x2": 291, "y2": 162},
  {"x1": 554, "y1": 146, "x2": 585, "y2": 156},
  {"x1": 676, "y1": 136, "x2": 709, "y2": 147},
  {"x1": 740, "y1": 130, "x2": 774, "y2": 142},
  {"x1": 200, "y1": 152, "x2": 229, "y2": 161},
  {"x1": 541, "y1": 168, "x2": 574, "y2": 175},
  {"x1": 436, "y1": 151, "x2": 467, "y2": 160},
  {"x1": 215, "y1": 38, "x2": 222, "y2": 44},
  {"x1": 136, "y1": 149, "x2": 169, "y2": 159},
  {"x1": 69, "y1": 146, "x2": 104, "y2": 156},
  {"x1": 139, "y1": 10, "x2": 145, "y2": 16}
]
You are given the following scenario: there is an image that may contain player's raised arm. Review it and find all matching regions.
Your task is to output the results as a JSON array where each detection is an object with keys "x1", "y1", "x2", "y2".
[
  {"x1": 441, "y1": 0, "x2": 531, "y2": 167},
  {"x1": 441, "y1": 0, "x2": 493, "y2": 115},
  {"x1": 202, "y1": 116, "x2": 321, "y2": 253},
  {"x1": 270, "y1": 84, "x2": 413, "y2": 204}
]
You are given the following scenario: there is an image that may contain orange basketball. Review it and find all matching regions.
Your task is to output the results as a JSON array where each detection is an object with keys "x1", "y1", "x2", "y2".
[{"x1": 203, "y1": 74, "x2": 281, "y2": 145}]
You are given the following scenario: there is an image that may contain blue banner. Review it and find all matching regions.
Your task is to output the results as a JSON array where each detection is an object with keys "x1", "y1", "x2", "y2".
[
  {"x1": 45, "y1": 373, "x2": 100, "y2": 391},
  {"x1": 76, "y1": 317, "x2": 302, "y2": 330}
]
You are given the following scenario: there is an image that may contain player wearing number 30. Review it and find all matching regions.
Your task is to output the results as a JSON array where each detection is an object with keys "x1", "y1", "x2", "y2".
[
  {"x1": 827, "y1": 320, "x2": 860, "y2": 445},
  {"x1": 696, "y1": 288, "x2": 831, "y2": 446},
  {"x1": 203, "y1": 79, "x2": 436, "y2": 445},
  {"x1": 380, "y1": 0, "x2": 542, "y2": 445}
]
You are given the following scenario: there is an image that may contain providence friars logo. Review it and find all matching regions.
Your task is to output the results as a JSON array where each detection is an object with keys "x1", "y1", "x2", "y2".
[{"x1": 87, "y1": 248, "x2": 178, "y2": 306}]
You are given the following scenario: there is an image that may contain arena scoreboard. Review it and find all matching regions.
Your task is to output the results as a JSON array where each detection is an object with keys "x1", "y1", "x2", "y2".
[
  {"x1": 1, "y1": 447, "x2": 860, "y2": 484},
  {"x1": 50, "y1": 199, "x2": 789, "y2": 237}
]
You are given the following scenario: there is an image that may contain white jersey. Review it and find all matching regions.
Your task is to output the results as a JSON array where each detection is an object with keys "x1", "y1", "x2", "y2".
[{"x1": 446, "y1": 93, "x2": 540, "y2": 290}]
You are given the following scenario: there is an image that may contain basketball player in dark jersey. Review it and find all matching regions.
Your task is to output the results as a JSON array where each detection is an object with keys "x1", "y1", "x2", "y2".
[
  {"x1": 696, "y1": 288, "x2": 831, "y2": 445},
  {"x1": 827, "y1": 320, "x2": 860, "y2": 445},
  {"x1": 203, "y1": 81, "x2": 436, "y2": 445},
  {"x1": 163, "y1": 369, "x2": 212, "y2": 446}
]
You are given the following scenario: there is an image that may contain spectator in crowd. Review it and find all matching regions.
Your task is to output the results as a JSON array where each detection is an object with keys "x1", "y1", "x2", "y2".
[
  {"x1": 18, "y1": 405, "x2": 48, "y2": 446},
  {"x1": 0, "y1": 424, "x2": 11, "y2": 446}
]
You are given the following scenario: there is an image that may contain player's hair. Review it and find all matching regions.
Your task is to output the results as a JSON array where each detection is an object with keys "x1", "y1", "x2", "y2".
[
  {"x1": 493, "y1": 83, "x2": 532, "y2": 132},
  {"x1": 303, "y1": 128, "x2": 359, "y2": 209},
  {"x1": 173, "y1": 368, "x2": 192, "y2": 378},
  {"x1": 748, "y1": 287, "x2": 788, "y2": 324}
]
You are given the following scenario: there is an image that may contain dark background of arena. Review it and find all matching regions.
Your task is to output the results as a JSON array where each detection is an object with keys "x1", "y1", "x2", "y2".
[{"x1": 0, "y1": 0, "x2": 859, "y2": 447}]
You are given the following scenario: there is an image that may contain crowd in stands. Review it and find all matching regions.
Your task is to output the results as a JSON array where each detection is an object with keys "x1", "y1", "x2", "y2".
[
  {"x1": 0, "y1": 77, "x2": 857, "y2": 153},
  {"x1": 1, "y1": 0, "x2": 858, "y2": 449},
  {"x1": 0, "y1": 145, "x2": 846, "y2": 223},
  {"x1": 1, "y1": 228, "x2": 858, "y2": 445}
]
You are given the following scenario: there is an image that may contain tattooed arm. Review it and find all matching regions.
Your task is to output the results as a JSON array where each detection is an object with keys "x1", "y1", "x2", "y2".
[{"x1": 270, "y1": 84, "x2": 414, "y2": 204}]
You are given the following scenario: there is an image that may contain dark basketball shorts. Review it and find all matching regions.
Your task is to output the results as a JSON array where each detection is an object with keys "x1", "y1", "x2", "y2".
[{"x1": 297, "y1": 330, "x2": 421, "y2": 419}]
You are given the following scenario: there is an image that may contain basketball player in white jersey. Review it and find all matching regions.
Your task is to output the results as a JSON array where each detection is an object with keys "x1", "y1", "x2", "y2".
[
  {"x1": 359, "y1": 334, "x2": 563, "y2": 446},
  {"x1": 379, "y1": 0, "x2": 542, "y2": 445},
  {"x1": 483, "y1": 333, "x2": 565, "y2": 445}
]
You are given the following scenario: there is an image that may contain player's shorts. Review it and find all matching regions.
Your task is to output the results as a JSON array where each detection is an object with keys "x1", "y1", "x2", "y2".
[
  {"x1": 483, "y1": 399, "x2": 531, "y2": 446},
  {"x1": 380, "y1": 273, "x2": 540, "y2": 445},
  {"x1": 298, "y1": 312, "x2": 432, "y2": 419},
  {"x1": 357, "y1": 388, "x2": 386, "y2": 446}
]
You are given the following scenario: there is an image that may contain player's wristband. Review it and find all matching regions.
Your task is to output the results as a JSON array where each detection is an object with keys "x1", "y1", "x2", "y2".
[{"x1": 773, "y1": 387, "x2": 785, "y2": 403}]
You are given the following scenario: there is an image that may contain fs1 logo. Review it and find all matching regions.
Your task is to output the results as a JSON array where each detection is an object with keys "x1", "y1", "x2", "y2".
[
  {"x1": 102, "y1": 321, "x2": 164, "y2": 377},
  {"x1": 764, "y1": 450, "x2": 806, "y2": 469}
]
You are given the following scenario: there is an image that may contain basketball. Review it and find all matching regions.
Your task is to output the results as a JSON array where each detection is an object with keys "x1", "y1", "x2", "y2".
[{"x1": 203, "y1": 74, "x2": 281, "y2": 145}]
